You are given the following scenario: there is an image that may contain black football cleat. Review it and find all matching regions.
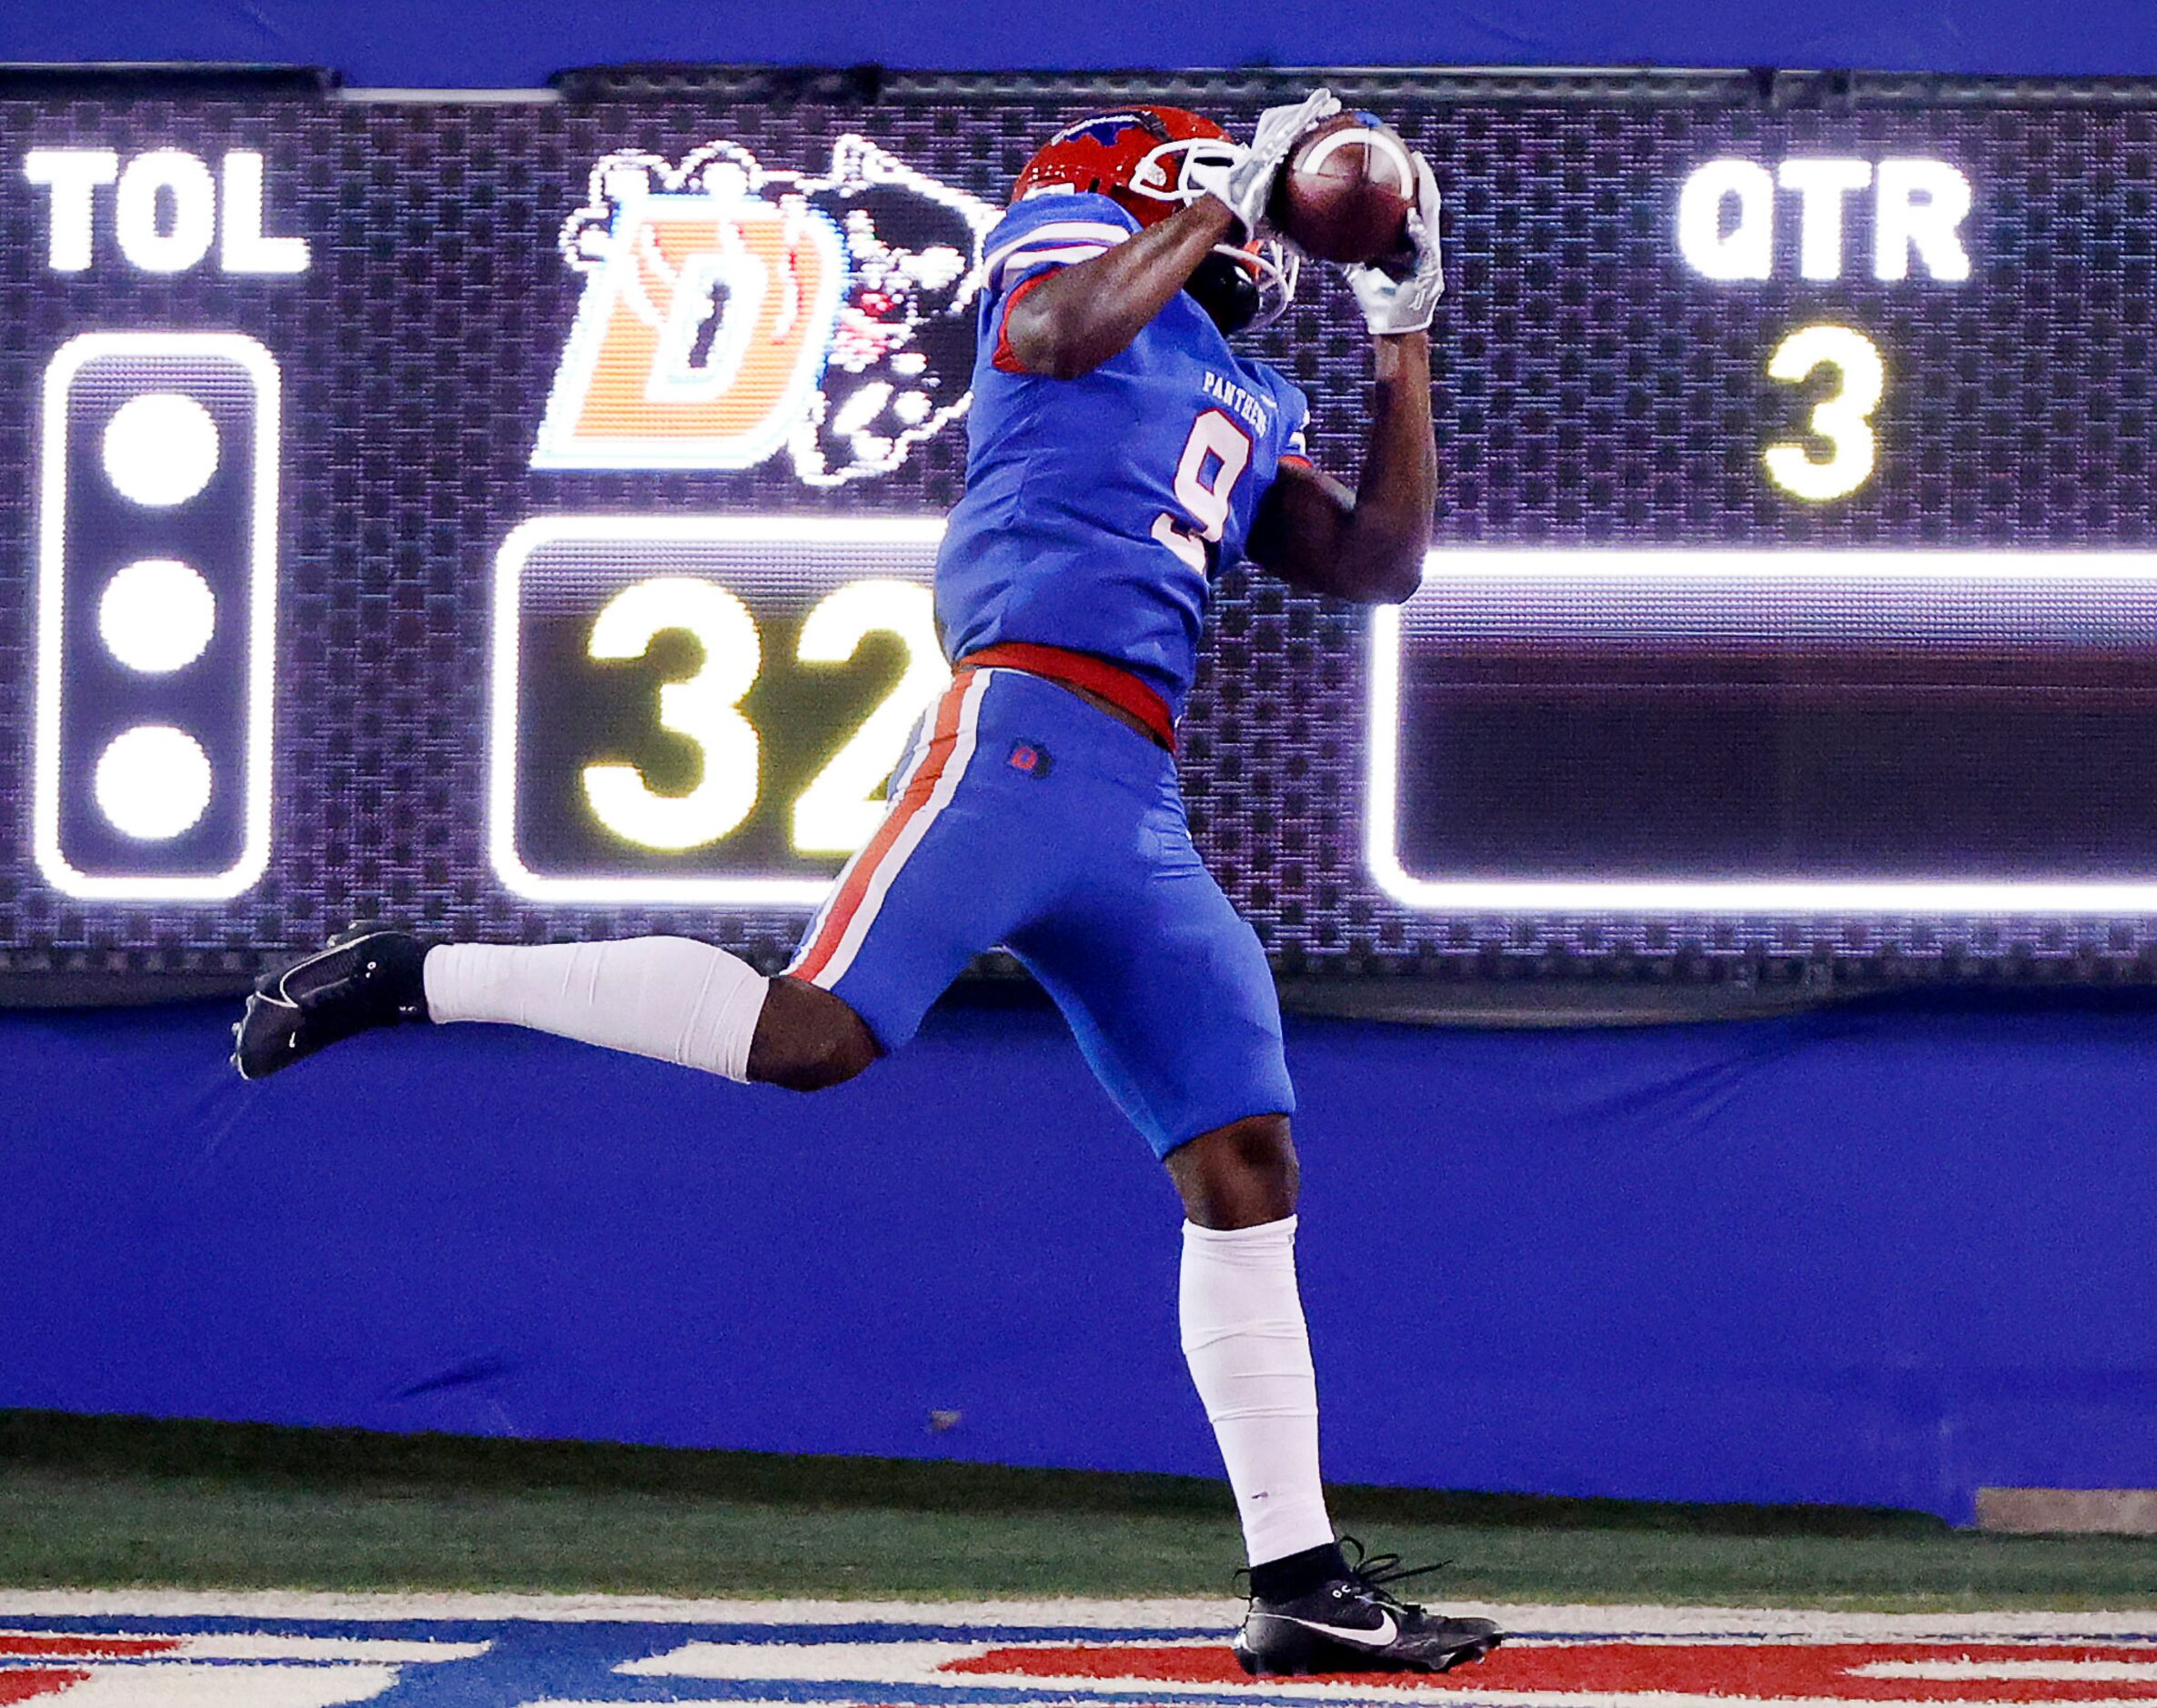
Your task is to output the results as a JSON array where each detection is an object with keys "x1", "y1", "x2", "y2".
[
  {"x1": 231, "y1": 923, "x2": 430, "y2": 1080},
  {"x1": 1233, "y1": 1542, "x2": 1505, "y2": 1677}
]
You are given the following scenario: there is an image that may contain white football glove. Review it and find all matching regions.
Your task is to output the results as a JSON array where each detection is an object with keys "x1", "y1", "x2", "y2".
[
  {"x1": 1344, "y1": 153, "x2": 1444, "y2": 335},
  {"x1": 1186, "y1": 86, "x2": 1342, "y2": 237}
]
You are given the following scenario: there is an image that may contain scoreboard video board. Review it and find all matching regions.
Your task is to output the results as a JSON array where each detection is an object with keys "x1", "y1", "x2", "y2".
[{"x1": 6, "y1": 65, "x2": 2157, "y2": 1005}]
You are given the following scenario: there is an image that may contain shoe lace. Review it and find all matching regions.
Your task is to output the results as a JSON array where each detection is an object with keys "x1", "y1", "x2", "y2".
[
  {"x1": 1336, "y1": 1535, "x2": 1451, "y2": 1614},
  {"x1": 1233, "y1": 1536, "x2": 1454, "y2": 1613},
  {"x1": 288, "y1": 944, "x2": 406, "y2": 1018},
  {"x1": 290, "y1": 959, "x2": 378, "y2": 1012}
]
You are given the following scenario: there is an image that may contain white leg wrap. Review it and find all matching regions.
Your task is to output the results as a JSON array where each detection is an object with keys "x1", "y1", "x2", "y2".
[
  {"x1": 1180, "y1": 1215, "x2": 1336, "y2": 1567},
  {"x1": 422, "y1": 939, "x2": 769, "y2": 1084}
]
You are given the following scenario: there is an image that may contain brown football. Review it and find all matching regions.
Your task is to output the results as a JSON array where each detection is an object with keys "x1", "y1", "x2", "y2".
[{"x1": 1268, "y1": 114, "x2": 1416, "y2": 265}]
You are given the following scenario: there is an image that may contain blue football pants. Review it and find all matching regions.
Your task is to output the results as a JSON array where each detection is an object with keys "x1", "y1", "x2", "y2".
[{"x1": 787, "y1": 666, "x2": 1295, "y2": 1157}]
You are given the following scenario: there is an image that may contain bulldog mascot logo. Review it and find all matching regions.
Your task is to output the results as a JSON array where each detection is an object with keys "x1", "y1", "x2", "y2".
[{"x1": 534, "y1": 136, "x2": 998, "y2": 485}]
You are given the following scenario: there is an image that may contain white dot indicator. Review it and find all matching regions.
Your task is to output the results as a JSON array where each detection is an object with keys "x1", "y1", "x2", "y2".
[
  {"x1": 94, "y1": 725, "x2": 213, "y2": 840},
  {"x1": 97, "y1": 558, "x2": 217, "y2": 673},
  {"x1": 101, "y1": 391, "x2": 219, "y2": 507}
]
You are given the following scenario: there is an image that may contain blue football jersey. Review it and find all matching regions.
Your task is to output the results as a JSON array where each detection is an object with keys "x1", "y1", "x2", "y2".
[{"x1": 935, "y1": 192, "x2": 1312, "y2": 718}]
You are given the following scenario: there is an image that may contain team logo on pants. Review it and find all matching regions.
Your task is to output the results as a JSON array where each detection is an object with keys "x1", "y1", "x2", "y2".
[{"x1": 533, "y1": 136, "x2": 998, "y2": 484}]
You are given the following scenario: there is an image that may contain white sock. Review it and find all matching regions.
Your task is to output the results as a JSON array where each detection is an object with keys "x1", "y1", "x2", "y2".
[
  {"x1": 1180, "y1": 1215, "x2": 1336, "y2": 1567},
  {"x1": 422, "y1": 938, "x2": 769, "y2": 1083}
]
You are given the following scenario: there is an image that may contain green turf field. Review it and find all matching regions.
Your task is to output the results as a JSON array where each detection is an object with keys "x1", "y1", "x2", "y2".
[{"x1": 2, "y1": 1410, "x2": 2153, "y2": 1608}]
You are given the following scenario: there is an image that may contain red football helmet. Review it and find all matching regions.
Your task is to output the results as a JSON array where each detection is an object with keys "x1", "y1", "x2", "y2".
[{"x1": 1011, "y1": 106, "x2": 1297, "y2": 332}]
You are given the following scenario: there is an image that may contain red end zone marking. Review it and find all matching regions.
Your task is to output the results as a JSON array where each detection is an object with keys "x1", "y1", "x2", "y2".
[
  {"x1": 949, "y1": 1642, "x2": 2157, "y2": 1703},
  {"x1": 0, "y1": 1637, "x2": 180, "y2": 1658},
  {"x1": 0, "y1": 1673, "x2": 91, "y2": 1703},
  {"x1": 950, "y1": 1647, "x2": 1249, "y2": 1683}
]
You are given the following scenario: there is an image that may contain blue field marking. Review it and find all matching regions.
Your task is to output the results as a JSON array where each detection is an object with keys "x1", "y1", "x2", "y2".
[{"x1": 0, "y1": 1615, "x2": 1239, "y2": 1707}]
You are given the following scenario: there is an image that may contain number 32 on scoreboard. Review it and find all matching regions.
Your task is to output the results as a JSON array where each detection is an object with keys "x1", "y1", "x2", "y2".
[
  {"x1": 579, "y1": 576, "x2": 944, "y2": 856},
  {"x1": 1763, "y1": 323, "x2": 1886, "y2": 501},
  {"x1": 490, "y1": 517, "x2": 950, "y2": 906}
]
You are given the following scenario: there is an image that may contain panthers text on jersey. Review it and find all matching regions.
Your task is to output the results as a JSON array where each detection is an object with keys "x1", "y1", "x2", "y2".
[{"x1": 934, "y1": 192, "x2": 1312, "y2": 727}]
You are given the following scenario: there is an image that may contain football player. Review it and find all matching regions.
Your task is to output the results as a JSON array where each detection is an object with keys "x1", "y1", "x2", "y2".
[{"x1": 234, "y1": 91, "x2": 1501, "y2": 1676}]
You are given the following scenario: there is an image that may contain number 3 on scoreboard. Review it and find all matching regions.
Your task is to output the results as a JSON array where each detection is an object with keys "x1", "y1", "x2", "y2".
[
  {"x1": 1763, "y1": 324, "x2": 1886, "y2": 502},
  {"x1": 581, "y1": 578, "x2": 763, "y2": 850}
]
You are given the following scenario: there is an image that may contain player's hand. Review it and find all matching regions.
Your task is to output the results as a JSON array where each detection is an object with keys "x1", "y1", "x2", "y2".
[
  {"x1": 1188, "y1": 87, "x2": 1343, "y2": 238},
  {"x1": 1344, "y1": 154, "x2": 1443, "y2": 336}
]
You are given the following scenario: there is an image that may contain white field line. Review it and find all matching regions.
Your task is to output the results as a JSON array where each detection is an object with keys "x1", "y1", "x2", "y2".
[
  {"x1": 0, "y1": 1592, "x2": 2151, "y2": 1637},
  {"x1": 5, "y1": 1664, "x2": 401, "y2": 1706},
  {"x1": 0, "y1": 1632, "x2": 489, "y2": 1662},
  {"x1": 0, "y1": 1591, "x2": 1240, "y2": 1625}
]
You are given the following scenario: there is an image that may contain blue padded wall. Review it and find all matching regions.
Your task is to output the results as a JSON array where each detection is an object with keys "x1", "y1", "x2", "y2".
[{"x1": 3, "y1": 990, "x2": 2152, "y2": 1522}]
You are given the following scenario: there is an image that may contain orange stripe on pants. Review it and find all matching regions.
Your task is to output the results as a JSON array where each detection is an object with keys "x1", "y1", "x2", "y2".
[{"x1": 792, "y1": 675, "x2": 970, "y2": 983}]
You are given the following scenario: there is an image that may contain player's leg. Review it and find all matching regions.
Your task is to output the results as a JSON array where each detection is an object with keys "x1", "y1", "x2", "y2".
[
  {"x1": 233, "y1": 670, "x2": 1038, "y2": 1089},
  {"x1": 228, "y1": 921, "x2": 875, "y2": 1089},
  {"x1": 1007, "y1": 771, "x2": 1325, "y2": 1536},
  {"x1": 1013, "y1": 775, "x2": 1500, "y2": 1676},
  {"x1": 1165, "y1": 1110, "x2": 1298, "y2": 1229},
  {"x1": 1158, "y1": 1110, "x2": 1342, "y2": 1615},
  {"x1": 1166, "y1": 1113, "x2": 1331, "y2": 1562},
  {"x1": 1014, "y1": 864, "x2": 1336, "y2": 1564},
  {"x1": 749, "y1": 975, "x2": 881, "y2": 1091},
  {"x1": 423, "y1": 938, "x2": 879, "y2": 1091}
]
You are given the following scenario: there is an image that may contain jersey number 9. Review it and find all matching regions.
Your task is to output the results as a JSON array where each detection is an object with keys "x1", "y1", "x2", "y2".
[{"x1": 1152, "y1": 408, "x2": 1253, "y2": 574}]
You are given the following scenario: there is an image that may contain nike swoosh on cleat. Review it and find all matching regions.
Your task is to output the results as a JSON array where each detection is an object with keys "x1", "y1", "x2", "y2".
[{"x1": 1276, "y1": 1612, "x2": 1397, "y2": 1647}]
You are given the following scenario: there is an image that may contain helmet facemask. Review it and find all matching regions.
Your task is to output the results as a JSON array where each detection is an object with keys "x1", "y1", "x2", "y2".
[{"x1": 1126, "y1": 134, "x2": 1301, "y2": 335}]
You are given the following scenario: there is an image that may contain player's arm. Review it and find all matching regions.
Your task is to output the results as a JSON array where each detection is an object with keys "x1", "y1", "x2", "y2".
[
  {"x1": 1002, "y1": 89, "x2": 1340, "y2": 380},
  {"x1": 1001, "y1": 197, "x2": 1240, "y2": 379},
  {"x1": 1247, "y1": 154, "x2": 1446, "y2": 607},
  {"x1": 1246, "y1": 335, "x2": 1434, "y2": 605}
]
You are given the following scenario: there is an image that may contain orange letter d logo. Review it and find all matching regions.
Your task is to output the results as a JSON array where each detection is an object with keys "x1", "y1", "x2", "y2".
[{"x1": 534, "y1": 160, "x2": 847, "y2": 472}]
